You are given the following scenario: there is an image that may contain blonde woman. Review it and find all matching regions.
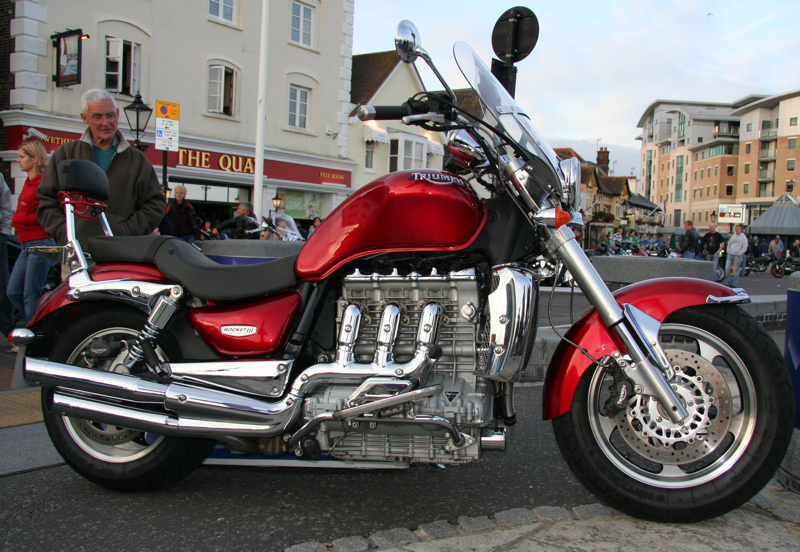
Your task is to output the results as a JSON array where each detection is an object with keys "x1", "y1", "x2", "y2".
[
  {"x1": 9, "y1": 141, "x2": 55, "y2": 325},
  {"x1": 165, "y1": 184, "x2": 199, "y2": 242}
]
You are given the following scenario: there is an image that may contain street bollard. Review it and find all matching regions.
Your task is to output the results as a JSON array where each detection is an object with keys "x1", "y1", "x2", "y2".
[{"x1": 780, "y1": 271, "x2": 800, "y2": 491}]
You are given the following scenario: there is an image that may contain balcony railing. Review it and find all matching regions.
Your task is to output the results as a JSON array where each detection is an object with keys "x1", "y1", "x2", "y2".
[
  {"x1": 713, "y1": 125, "x2": 739, "y2": 137},
  {"x1": 760, "y1": 128, "x2": 778, "y2": 141},
  {"x1": 758, "y1": 169, "x2": 775, "y2": 180},
  {"x1": 759, "y1": 149, "x2": 777, "y2": 160}
]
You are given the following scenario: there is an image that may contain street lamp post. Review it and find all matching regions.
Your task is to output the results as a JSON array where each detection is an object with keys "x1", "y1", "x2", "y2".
[
  {"x1": 123, "y1": 92, "x2": 153, "y2": 151},
  {"x1": 270, "y1": 194, "x2": 281, "y2": 218}
]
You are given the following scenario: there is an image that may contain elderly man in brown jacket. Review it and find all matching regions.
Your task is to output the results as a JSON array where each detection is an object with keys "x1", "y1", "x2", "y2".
[{"x1": 37, "y1": 89, "x2": 164, "y2": 247}]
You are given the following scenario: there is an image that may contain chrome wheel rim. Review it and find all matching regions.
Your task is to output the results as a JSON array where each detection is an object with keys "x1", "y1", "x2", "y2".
[
  {"x1": 587, "y1": 323, "x2": 756, "y2": 488},
  {"x1": 61, "y1": 327, "x2": 166, "y2": 463}
]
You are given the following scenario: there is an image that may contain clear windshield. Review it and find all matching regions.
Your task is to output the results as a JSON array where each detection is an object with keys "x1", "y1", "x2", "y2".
[{"x1": 453, "y1": 42, "x2": 563, "y2": 197}]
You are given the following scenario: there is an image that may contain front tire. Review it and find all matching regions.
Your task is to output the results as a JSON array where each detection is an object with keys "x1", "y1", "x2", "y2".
[
  {"x1": 552, "y1": 305, "x2": 794, "y2": 521},
  {"x1": 42, "y1": 309, "x2": 216, "y2": 491},
  {"x1": 771, "y1": 263, "x2": 785, "y2": 278}
]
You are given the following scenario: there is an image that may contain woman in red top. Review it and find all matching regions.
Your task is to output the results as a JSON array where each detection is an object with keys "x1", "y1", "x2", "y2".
[{"x1": 8, "y1": 141, "x2": 55, "y2": 324}]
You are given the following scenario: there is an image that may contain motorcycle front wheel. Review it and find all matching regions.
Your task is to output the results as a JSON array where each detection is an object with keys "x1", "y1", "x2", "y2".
[
  {"x1": 552, "y1": 304, "x2": 794, "y2": 522},
  {"x1": 41, "y1": 309, "x2": 216, "y2": 491},
  {"x1": 771, "y1": 263, "x2": 785, "y2": 278}
]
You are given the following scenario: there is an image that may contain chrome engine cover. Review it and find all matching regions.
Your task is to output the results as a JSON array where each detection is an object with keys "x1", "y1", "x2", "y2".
[{"x1": 301, "y1": 267, "x2": 536, "y2": 464}]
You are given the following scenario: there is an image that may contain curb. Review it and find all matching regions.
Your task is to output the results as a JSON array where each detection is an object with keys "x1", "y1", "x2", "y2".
[{"x1": 283, "y1": 480, "x2": 800, "y2": 552}]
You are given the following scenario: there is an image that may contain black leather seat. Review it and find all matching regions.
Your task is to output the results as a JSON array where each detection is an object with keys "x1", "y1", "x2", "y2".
[{"x1": 86, "y1": 236, "x2": 298, "y2": 302}]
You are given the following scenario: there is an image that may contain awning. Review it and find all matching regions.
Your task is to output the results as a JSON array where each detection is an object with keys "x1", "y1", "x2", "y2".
[
  {"x1": 362, "y1": 125, "x2": 390, "y2": 144},
  {"x1": 427, "y1": 141, "x2": 444, "y2": 156}
]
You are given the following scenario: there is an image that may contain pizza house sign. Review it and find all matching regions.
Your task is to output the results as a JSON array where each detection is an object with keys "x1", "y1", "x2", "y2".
[{"x1": 176, "y1": 148, "x2": 349, "y2": 186}]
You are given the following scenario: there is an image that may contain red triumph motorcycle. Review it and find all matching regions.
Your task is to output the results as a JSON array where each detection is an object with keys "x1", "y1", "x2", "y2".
[{"x1": 16, "y1": 21, "x2": 793, "y2": 522}]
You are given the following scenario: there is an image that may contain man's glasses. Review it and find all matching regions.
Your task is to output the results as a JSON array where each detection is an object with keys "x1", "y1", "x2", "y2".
[{"x1": 89, "y1": 112, "x2": 118, "y2": 123}]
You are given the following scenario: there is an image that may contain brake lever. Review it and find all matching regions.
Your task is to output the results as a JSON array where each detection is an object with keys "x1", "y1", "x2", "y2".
[{"x1": 402, "y1": 113, "x2": 447, "y2": 125}]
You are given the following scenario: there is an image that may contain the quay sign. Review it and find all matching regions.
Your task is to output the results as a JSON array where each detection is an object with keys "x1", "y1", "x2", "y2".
[{"x1": 176, "y1": 147, "x2": 349, "y2": 186}]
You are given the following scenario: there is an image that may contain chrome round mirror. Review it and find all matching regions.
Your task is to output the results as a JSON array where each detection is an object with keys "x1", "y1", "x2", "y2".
[{"x1": 395, "y1": 20, "x2": 421, "y2": 63}]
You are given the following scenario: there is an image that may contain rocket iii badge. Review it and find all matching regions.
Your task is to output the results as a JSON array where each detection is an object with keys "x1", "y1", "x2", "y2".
[{"x1": 221, "y1": 325, "x2": 258, "y2": 337}]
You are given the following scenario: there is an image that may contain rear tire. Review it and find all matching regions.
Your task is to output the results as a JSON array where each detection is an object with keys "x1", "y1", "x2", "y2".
[
  {"x1": 552, "y1": 305, "x2": 794, "y2": 521},
  {"x1": 41, "y1": 309, "x2": 216, "y2": 491},
  {"x1": 771, "y1": 263, "x2": 785, "y2": 278}
]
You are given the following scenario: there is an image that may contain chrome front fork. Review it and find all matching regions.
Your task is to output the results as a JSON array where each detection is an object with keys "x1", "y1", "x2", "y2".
[{"x1": 546, "y1": 225, "x2": 689, "y2": 423}]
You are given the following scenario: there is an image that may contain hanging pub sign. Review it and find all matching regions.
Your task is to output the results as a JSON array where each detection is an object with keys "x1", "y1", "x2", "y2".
[{"x1": 52, "y1": 29, "x2": 83, "y2": 87}]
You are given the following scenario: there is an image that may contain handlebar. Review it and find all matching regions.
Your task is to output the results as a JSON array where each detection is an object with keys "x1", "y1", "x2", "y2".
[
  {"x1": 357, "y1": 95, "x2": 453, "y2": 122},
  {"x1": 357, "y1": 104, "x2": 417, "y2": 121}
]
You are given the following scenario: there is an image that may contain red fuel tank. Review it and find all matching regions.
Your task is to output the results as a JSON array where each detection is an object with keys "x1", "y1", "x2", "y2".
[{"x1": 296, "y1": 170, "x2": 485, "y2": 279}]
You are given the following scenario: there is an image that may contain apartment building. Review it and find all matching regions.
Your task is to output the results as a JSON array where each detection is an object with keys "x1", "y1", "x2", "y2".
[
  {"x1": 732, "y1": 90, "x2": 800, "y2": 221},
  {"x1": 0, "y1": 0, "x2": 356, "y2": 225},
  {"x1": 637, "y1": 99, "x2": 742, "y2": 230},
  {"x1": 638, "y1": 89, "x2": 800, "y2": 233}
]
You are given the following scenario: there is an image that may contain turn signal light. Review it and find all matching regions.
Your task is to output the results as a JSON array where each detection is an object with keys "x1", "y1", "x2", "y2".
[{"x1": 554, "y1": 208, "x2": 571, "y2": 228}]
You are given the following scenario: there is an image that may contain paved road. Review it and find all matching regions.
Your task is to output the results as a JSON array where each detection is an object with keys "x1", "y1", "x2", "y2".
[{"x1": 0, "y1": 384, "x2": 598, "y2": 552}]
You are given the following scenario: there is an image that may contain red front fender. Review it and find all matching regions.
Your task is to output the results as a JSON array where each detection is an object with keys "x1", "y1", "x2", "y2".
[{"x1": 542, "y1": 277, "x2": 741, "y2": 420}]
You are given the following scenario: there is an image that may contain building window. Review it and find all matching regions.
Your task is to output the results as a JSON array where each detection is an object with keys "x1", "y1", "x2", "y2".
[
  {"x1": 790, "y1": 138, "x2": 797, "y2": 151},
  {"x1": 789, "y1": 159, "x2": 796, "y2": 171},
  {"x1": 789, "y1": 180, "x2": 795, "y2": 193},
  {"x1": 365, "y1": 141, "x2": 375, "y2": 171},
  {"x1": 105, "y1": 37, "x2": 140, "y2": 96},
  {"x1": 727, "y1": 166, "x2": 734, "y2": 176},
  {"x1": 726, "y1": 185, "x2": 733, "y2": 196},
  {"x1": 389, "y1": 135, "x2": 429, "y2": 172},
  {"x1": 745, "y1": 143, "x2": 751, "y2": 154},
  {"x1": 288, "y1": 85, "x2": 309, "y2": 129},
  {"x1": 747, "y1": 123, "x2": 753, "y2": 132},
  {"x1": 209, "y1": 0, "x2": 235, "y2": 22},
  {"x1": 791, "y1": 117, "x2": 798, "y2": 126},
  {"x1": 759, "y1": 182, "x2": 771, "y2": 197},
  {"x1": 744, "y1": 163, "x2": 750, "y2": 174},
  {"x1": 291, "y1": 2, "x2": 313, "y2": 47},
  {"x1": 743, "y1": 184, "x2": 749, "y2": 194},
  {"x1": 208, "y1": 64, "x2": 236, "y2": 116}
]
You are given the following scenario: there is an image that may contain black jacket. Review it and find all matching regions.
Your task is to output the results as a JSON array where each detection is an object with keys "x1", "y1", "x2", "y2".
[{"x1": 216, "y1": 214, "x2": 260, "y2": 239}]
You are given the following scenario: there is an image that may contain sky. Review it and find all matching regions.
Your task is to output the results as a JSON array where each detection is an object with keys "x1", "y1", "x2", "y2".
[{"x1": 353, "y1": 1, "x2": 800, "y2": 184}]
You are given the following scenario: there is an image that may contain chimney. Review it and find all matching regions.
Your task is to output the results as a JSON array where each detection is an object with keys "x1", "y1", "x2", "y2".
[{"x1": 596, "y1": 147, "x2": 610, "y2": 176}]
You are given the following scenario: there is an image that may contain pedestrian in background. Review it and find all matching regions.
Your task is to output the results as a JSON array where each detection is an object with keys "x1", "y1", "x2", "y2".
[
  {"x1": 703, "y1": 222, "x2": 725, "y2": 271},
  {"x1": 725, "y1": 224, "x2": 748, "y2": 287},
  {"x1": 0, "y1": 174, "x2": 15, "y2": 339},
  {"x1": 165, "y1": 184, "x2": 199, "y2": 243},
  {"x1": 8, "y1": 141, "x2": 55, "y2": 328},
  {"x1": 679, "y1": 220, "x2": 699, "y2": 259},
  {"x1": 37, "y1": 89, "x2": 164, "y2": 248},
  {"x1": 768, "y1": 235, "x2": 784, "y2": 257}
]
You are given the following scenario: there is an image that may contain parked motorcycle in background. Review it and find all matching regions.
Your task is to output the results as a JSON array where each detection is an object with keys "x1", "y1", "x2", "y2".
[{"x1": 14, "y1": 15, "x2": 793, "y2": 525}]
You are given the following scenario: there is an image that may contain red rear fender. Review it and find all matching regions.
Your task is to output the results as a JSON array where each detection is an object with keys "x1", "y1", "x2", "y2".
[
  {"x1": 28, "y1": 263, "x2": 169, "y2": 327},
  {"x1": 542, "y1": 277, "x2": 742, "y2": 420}
]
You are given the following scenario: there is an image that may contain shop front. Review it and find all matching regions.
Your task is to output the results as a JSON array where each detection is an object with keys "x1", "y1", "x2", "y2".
[{"x1": 0, "y1": 113, "x2": 355, "y2": 233}]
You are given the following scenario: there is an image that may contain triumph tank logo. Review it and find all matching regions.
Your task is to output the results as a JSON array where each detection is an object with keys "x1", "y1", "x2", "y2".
[
  {"x1": 221, "y1": 325, "x2": 258, "y2": 337},
  {"x1": 409, "y1": 172, "x2": 465, "y2": 185}
]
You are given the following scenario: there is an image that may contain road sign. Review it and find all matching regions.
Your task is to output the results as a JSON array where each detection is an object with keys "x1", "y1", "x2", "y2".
[
  {"x1": 155, "y1": 100, "x2": 180, "y2": 151},
  {"x1": 156, "y1": 100, "x2": 180, "y2": 120},
  {"x1": 155, "y1": 118, "x2": 179, "y2": 152}
]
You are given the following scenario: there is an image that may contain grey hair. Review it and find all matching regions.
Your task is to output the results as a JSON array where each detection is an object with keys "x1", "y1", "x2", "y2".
[
  {"x1": 81, "y1": 89, "x2": 117, "y2": 114},
  {"x1": 239, "y1": 201, "x2": 253, "y2": 212}
]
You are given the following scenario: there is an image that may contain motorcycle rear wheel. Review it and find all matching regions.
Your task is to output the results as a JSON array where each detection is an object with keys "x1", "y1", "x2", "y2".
[
  {"x1": 41, "y1": 309, "x2": 216, "y2": 491},
  {"x1": 552, "y1": 304, "x2": 794, "y2": 522},
  {"x1": 771, "y1": 263, "x2": 785, "y2": 278}
]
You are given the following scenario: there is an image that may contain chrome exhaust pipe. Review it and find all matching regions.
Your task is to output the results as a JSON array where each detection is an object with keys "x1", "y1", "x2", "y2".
[
  {"x1": 27, "y1": 357, "x2": 302, "y2": 436},
  {"x1": 47, "y1": 391, "x2": 296, "y2": 438}
]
